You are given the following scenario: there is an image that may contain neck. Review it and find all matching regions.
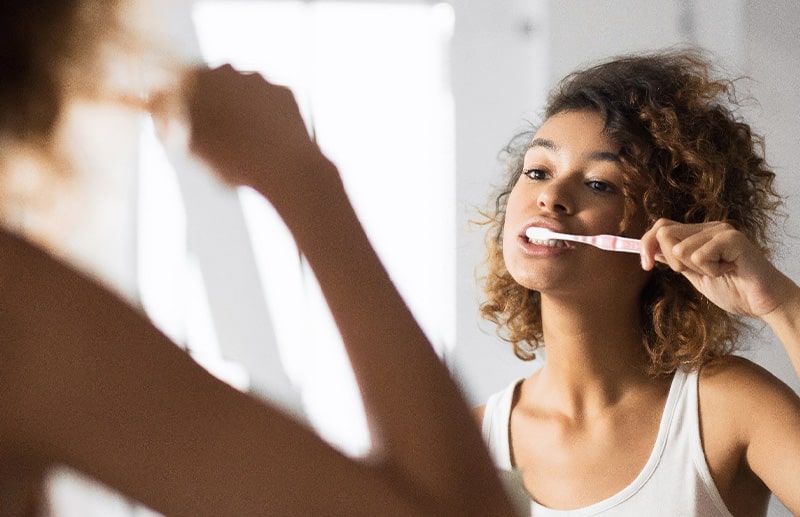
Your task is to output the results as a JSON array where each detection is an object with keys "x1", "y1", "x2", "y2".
[{"x1": 534, "y1": 292, "x2": 656, "y2": 413}]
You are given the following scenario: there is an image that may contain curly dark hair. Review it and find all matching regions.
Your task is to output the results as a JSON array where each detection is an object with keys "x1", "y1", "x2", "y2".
[
  {"x1": 479, "y1": 48, "x2": 783, "y2": 375},
  {"x1": 0, "y1": 0, "x2": 133, "y2": 228},
  {"x1": 0, "y1": 0, "x2": 124, "y2": 146}
]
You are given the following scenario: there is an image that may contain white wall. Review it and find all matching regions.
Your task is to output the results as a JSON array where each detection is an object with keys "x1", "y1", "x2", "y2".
[
  {"x1": 449, "y1": 0, "x2": 550, "y2": 406},
  {"x1": 741, "y1": 0, "x2": 800, "y2": 396}
]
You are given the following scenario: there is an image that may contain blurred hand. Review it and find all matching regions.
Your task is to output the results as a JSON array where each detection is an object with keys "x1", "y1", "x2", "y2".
[{"x1": 152, "y1": 64, "x2": 338, "y2": 215}]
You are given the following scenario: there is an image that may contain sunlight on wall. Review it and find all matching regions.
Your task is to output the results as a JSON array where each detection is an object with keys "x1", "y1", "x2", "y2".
[
  {"x1": 139, "y1": 0, "x2": 456, "y2": 457},
  {"x1": 138, "y1": 117, "x2": 251, "y2": 391}
]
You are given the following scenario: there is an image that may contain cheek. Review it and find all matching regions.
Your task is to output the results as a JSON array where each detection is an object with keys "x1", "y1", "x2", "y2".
[
  {"x1": 501, "y1": 199, "x2": 528, "y2": 280},
  {"x1": 502, "y1": 194, "x2": 524, "y2": 245},
  {"x1": 504, "y1": 186, "x2": 527, "y2": 224},
  {"x1": 501, "y1": 226, "x2": 516, "y2": 267},
  {"x1": 590, "y1": 200, "x2": 629, "y2": 235}
]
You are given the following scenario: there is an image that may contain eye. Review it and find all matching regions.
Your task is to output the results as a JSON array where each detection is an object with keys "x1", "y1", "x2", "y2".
[
  {"x1": 522, "y1": 168, "x2": 547, "y2": 180},
  {"x1": 586, "y1": 179, "x2": 616, "y2": 193}
]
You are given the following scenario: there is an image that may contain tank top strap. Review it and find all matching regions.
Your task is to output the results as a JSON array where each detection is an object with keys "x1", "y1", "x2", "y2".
[{"x1": 482, "y1": 378, "x2": 523, "y2": 469}]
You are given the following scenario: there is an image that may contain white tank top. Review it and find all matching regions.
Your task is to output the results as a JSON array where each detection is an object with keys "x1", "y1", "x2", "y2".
[{"x1": 481, "y1": 368, "x2": 733, "y2": 516}]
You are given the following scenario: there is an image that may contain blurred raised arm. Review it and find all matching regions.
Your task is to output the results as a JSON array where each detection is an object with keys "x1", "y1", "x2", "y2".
[
  {"x1": 184, "y1": 64, "x2": 516, "y2": 516},
  {"x1": 0, "y1": 64, "x2": 517, "y2": 516}
]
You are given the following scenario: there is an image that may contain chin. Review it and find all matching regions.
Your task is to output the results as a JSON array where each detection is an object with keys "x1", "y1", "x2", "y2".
[{"x1": 508, "y1": 269, "x2": 561, "y2": 293}]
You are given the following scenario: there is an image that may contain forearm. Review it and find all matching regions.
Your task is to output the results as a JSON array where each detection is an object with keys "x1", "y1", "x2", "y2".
[
  {"x1": 761, "y1": 277, "x2": 800, "y2": 377},
  {"x1": 182, "y1": 65, "x2": 514, "y2": 514},
  {"x1": 254, "y1": 159, "x2": 513, "y2": 514}
]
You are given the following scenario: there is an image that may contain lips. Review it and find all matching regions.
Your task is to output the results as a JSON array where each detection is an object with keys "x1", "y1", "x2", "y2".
[{"x1": 518, "y1": 224, "x2": 574, "y2": 254}]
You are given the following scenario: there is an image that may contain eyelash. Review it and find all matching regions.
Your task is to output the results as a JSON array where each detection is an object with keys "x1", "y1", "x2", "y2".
[
  {"x1": 587, "y1": 180, "x2": 615, "y2": 193},
  {"x1": 522, "y1": 169, "x2": 617, "y2": 194},
  {"x1": 522, "y1": 168, "x2": 546, "y2": 180}
]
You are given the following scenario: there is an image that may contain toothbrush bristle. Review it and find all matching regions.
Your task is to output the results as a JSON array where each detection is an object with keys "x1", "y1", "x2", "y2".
[{"x1": 525, "y1": 227, "x2": 556, "y2": 240}]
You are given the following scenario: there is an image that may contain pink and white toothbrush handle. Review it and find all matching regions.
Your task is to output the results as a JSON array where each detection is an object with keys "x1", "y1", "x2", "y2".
[{"x1": 584, "y1": 234, "x2": 641, "y2": 254}]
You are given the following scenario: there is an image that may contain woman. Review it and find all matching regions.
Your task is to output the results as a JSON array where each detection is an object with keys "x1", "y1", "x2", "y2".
[
  {"x1": 0, "y1": 0, "x2": 517, "y2": 515},
  {"x1": 477, "y1": 49, "x2": 800, "y2": 516}
]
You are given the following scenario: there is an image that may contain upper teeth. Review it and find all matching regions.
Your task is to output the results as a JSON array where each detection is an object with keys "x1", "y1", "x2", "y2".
[{"x1": 530, "y1": 238, "x2": 566, "y2": 248}]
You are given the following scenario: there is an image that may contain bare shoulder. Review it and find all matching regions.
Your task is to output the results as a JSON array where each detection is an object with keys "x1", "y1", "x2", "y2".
[
  {"x1": 698, "y1": 355, "x2": 800, "y2": 514},
  {"x1": 699, "y1": 354, "x2": 799, "y2": 404},
  {"x1": 0, "y1": 227, "x2": 35, "y2": 263},
  {"x1": 699, "y1": 354, "x2": 800, "y2": 511},
  {"x1": 698, "y1": 354, "x2": 800, "y2": 436},
  {"x1": 0, "y1": 227, "x2": 66, "y2": 286},
  {"x1": 472, "y1": 376, "x2": 531, "y2": 428}
]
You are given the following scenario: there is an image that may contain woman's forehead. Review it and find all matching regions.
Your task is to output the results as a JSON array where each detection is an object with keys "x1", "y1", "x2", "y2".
[{"x1": 530, "y1": 111, "x2": 617, "y2": 152}]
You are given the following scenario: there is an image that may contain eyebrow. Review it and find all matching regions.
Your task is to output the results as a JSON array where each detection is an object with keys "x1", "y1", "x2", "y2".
[
  {"x1": 528, "y1": 137, "x2": 621, "y2": 163},
  {"x1": 528, "y1": 138, "x2": 559, "y2": 152}
]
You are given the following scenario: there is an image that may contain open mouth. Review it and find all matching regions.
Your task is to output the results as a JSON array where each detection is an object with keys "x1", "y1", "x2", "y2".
[{"x1": 526, "y1": 235, "x2": 569, "y2": 248}]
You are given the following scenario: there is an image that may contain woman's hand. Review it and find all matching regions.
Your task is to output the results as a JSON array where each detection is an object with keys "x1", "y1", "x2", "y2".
[{"x1": 639, "y1": 218, "x2": 798, "y2": 320}]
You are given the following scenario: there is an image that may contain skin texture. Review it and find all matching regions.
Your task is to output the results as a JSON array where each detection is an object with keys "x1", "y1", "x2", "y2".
[{"x1": 477, "y1": 110, "x2": 800, "y2": 516}]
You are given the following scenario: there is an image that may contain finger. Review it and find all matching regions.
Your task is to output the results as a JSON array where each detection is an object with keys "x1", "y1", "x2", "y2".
[
  {"x1": 656, "y1": 222, "x2": 745, "y2": 278},
  {"x1": 184, "y1": 65, "x2": 234, "y2": 158},
  {"x1": 650, "y1": 221, "x2": 690, "y2": 272},
  {"x1": 672, "y1": 231, "x2": 735, "y2": 277},
  {"x1": 641, "y1": 220, "x2": 726, "y2": 272},
  {"x1": 145, "y1": 66, "x2": 202, "y2": 149},
  {"x1": 639, "y1": 218, "x2": 675, "y2": 270}
]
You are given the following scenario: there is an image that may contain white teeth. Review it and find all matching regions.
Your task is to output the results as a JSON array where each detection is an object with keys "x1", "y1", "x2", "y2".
[{"x1": 529, "y1": 238, "x2": 566, "y2": 248}]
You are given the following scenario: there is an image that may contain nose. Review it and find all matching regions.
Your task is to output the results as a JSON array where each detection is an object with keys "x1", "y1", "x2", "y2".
[{"x1": 537, "y1": 178, "x2": 573, "y2": 214}]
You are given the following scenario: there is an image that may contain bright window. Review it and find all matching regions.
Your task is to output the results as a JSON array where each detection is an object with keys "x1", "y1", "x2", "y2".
[{"x1": 139, "y1": 1, "x2": 456, "y2": 456}]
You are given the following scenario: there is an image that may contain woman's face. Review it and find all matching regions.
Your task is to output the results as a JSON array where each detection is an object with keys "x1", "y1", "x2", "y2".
[{"x1": 502, "y1": 110, "x2": 648, "y2": 297}]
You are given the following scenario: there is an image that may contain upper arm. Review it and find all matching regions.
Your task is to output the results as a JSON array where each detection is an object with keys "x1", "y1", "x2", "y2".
[
  {"x1": 742, "y1": 367, "x2": 800, "y2": 513},
  {"x1": 701, "y1": 356, "x2": 800, "y2": 514}
]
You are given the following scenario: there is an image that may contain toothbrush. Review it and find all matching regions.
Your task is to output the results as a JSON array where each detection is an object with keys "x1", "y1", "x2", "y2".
[{"x1": 525, "y1": 227, "x2": 641, "y2": 254}]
